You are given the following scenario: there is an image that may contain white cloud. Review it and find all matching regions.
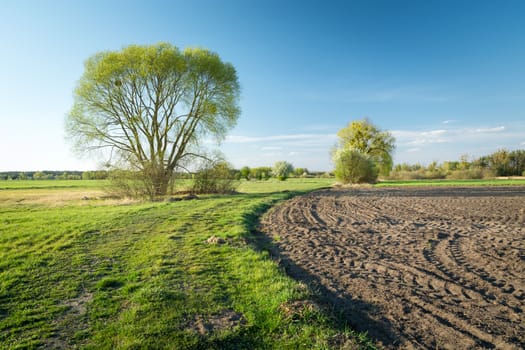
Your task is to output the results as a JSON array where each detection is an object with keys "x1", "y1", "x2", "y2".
[
  {"x1": 423, "y1": 129, "x2": 447, "y2": 136},
  {"x1": 442, "y1": 119, "x2": 459, "y2": 124},
  {"x1": 520, "y1": 141, "x2": 525, "y2": 146},
  {"x1": 261, "y1": 146, "x2": 282, "y2": 151},
  {"x1": 473, "y1": 126, "x2": 505, "y2": 133},
  {"x1": 392, "y1": 129, "x2": 449, "y2": 146}
]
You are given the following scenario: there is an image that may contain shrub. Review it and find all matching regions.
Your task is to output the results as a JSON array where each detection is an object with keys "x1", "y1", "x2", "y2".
[
  {"x1": 191, "y1": 161, "x2": 238, "y2": 194},
  {"x1": 446, "y1": 167, "x2": 495, "y2": 180},
  {"x1": 240, "y1": 166, "x2": 251, "y2": 180},
  {"x1": 273, "y1": 161, "x2": 294, "y2": 181},
  {"x1": 250, "y1": 167, "x2": 272, "y2": 180},
  {"x1": 333, "y1": 149, "x2": 378, "y2": 184},
  {"x1": 446, "y1": 169, "x2": 481, "y2": 180},
  {"x1": 293, "y1": 168, "x2": 308, "y2": 177},
  {"x1": 108, "y1": 169, "x2": 149, "y2": 198}
]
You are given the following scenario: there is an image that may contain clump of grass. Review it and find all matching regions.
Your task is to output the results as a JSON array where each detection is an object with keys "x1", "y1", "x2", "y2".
[{"x1": 95, "y1": 278, "x2": 124, "y2": 291}]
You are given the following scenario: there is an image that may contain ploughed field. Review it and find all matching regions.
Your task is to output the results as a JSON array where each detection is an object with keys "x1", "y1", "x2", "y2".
[{"x1": 260, "y1": 186, "x2": 525, "y2": 349}]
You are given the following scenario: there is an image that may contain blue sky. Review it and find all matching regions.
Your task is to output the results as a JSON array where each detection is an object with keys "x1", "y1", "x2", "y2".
[{"x1": 1, "y1": 0, "x2": 524, "y2": 171}]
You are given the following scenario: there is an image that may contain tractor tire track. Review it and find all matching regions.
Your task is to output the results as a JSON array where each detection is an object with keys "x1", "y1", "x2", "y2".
[{"x1": 260, "y1": 186, "x2": 525, "y2": 349}]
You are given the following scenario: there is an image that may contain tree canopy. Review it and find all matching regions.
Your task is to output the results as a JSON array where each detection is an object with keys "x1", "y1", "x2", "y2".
[
  {"x1": 273, "y1": 161, "x2": 294, "y2": 181},
  {"x1": 66, "y1": 43, "x2": 240, "y2": 198},
  {"x1": 336, "y1": 118, "x2": 395, "y2": 177}
]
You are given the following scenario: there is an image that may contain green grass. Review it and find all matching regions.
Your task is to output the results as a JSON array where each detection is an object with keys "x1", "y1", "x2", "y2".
[
  {"x1": 376, "y1": 178, "x2": 525, "y2": 187},
  {"x1": 237, "y1": 178, "x2": 334, "y2": 193},
  {"x1": 0, "y1": 178, "x2": 375, "y2": 349},
  {"x1": 0, "y1": 179, "x2": 108, "y2": 190}
]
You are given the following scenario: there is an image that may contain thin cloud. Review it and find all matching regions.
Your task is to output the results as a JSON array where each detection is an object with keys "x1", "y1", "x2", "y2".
[
  {"x1": 392, "y1": 129, "x2": 449, "y2": 146},
  {"x1": 473, "y1": 126, "x2": 505, "y2": 133}
]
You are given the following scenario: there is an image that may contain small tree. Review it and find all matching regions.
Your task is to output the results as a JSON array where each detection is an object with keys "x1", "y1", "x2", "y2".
[
  {"x1": 250, "y1": 167, "x2": 272, "y2": 180},
  {"x1": 33, "y1": 171, "x2": 45, "y2": 180},
  {"x1": 336, "y1": 118, "x2": 395, "y2": 177},
  {"x1": 191, "y1": 160, "x2": 238, "y2": 194},
  {"x1": 333, "y1": 149, "x2": 378, "y2": 184},
  {"x1": 273, "y1": 161, "x2": 293, "y2": 181},
  {"x1": 239, "y1": 166, "x2": 251, "y2": 180},
  {"x1": 293, "y1": 167, "x2": 308, "y2": 177}
]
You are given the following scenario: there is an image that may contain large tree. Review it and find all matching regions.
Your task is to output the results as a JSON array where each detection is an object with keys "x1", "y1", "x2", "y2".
[
  {"x1": 66, "y1": 43, "x2": 240, "y2": 198},
  {"x1": 334, "y1": 118, "x2": 395, "y2": 180}
]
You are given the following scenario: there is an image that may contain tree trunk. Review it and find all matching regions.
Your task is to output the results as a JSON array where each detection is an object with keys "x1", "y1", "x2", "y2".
[{"x1": 145, "y1": 164, "x2": 171, "y2": 199}]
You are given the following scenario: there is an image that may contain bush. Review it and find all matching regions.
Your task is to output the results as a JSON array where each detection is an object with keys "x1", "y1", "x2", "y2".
[
  {"x1": 273, "y1": 161, "x2": 294, "y2": 181},
  {"x1": 446, "y1": 168, "x2": 495, "y2": 180},
  {"x1": 191, "y1": 161, "x2": 238, "y2": 194},
  {"x1": 107, "y1": 169, "x2": 148, "y2": 198},
  {"x1": 334, "y1": 149, "x2": 378, "y2": 184},
  {"x1": 239, "y1": 166, "x2": 251, "y2": 180},
  {"x1": 250, "y1": 167, "x2": 272, "y2": 180}
]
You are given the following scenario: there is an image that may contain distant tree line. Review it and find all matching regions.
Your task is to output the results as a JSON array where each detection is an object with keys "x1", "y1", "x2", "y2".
[
  {"x1": 0, "y1": 170, "x2": 109, "y2": 181},
  {"x1": 0, "y1": 164, "x2": 331, "y2": 183},
  {"x1": 388, "y1": 149, "x2": 525, "y2": 180}
]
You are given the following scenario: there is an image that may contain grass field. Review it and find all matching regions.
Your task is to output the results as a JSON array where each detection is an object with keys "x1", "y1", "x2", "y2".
[
  {"x1": 0, "y1": 180, "x2": 108, "y2": 190},
  {"x1": 0, "y1": 178, "x2": 377, "y2": 349},
  {"x1": 377, "y1": 178, "x2": 525, "y2": 186}
]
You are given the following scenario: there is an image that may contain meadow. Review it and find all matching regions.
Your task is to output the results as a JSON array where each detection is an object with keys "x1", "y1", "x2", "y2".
[
  {"x1": 0, "y1": 178, "x2": 376, "y2": 349},
  {"x1": 377, "y1": 178, "x2": 525, "y2": 187}
]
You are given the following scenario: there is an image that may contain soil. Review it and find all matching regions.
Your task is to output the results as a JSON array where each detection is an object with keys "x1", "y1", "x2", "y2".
[{"x1": 260, "y1": 186, "x2": 525, "y2": 349}]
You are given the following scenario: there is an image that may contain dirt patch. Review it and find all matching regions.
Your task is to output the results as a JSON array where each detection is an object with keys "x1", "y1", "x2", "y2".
[
  {"x1": 189, "y1": 309, "x2": 246, "y2": 336},
  {"x1": 279, "y1": 299, "x2": 320, "y2": 320},
  {"x1": 260, "y1": 186, "x2": 525, "y2": 349},
  {"x1": 44, "y1": 291, "x2": 93, "y2": 348}
]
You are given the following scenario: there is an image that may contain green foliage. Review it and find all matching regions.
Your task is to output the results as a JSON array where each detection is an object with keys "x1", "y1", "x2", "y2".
[
  {"x1": 293, "y1": 167, "x2": 309, "y2": 177},
  {"x1": 81, "y1": 171, "x2": 108, "y2": 180},
  {"x1": 333, "y1": 149, "x2": 378, "y2": 184},
  {"x1": 240, "y1": 166, "x2": 251, "y2": 180},
  {"x1": 273, "y1": 161, "x2": 294, "y2": 181},
  {"x1": 250, "y1": 166, "x2": 272, "y2": 180},
  {"x1": 336, "y1": 118, "x2": 395, "y2": 177},
  {"x1": 66, "y1": 43, "x2": 241, "y2": 198},
  {"x1": 480, "y1": 149, "x2": 525, "y2": 176},
  {"x1": 32, "y1": 171, "x2": 46, "y2": 180},
  {"x1": 388, "y1": 149, "x2": 525, "y2": 181},
  {"x1": 191, "y1": 161, "x2": 238, "y2": 194}
]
